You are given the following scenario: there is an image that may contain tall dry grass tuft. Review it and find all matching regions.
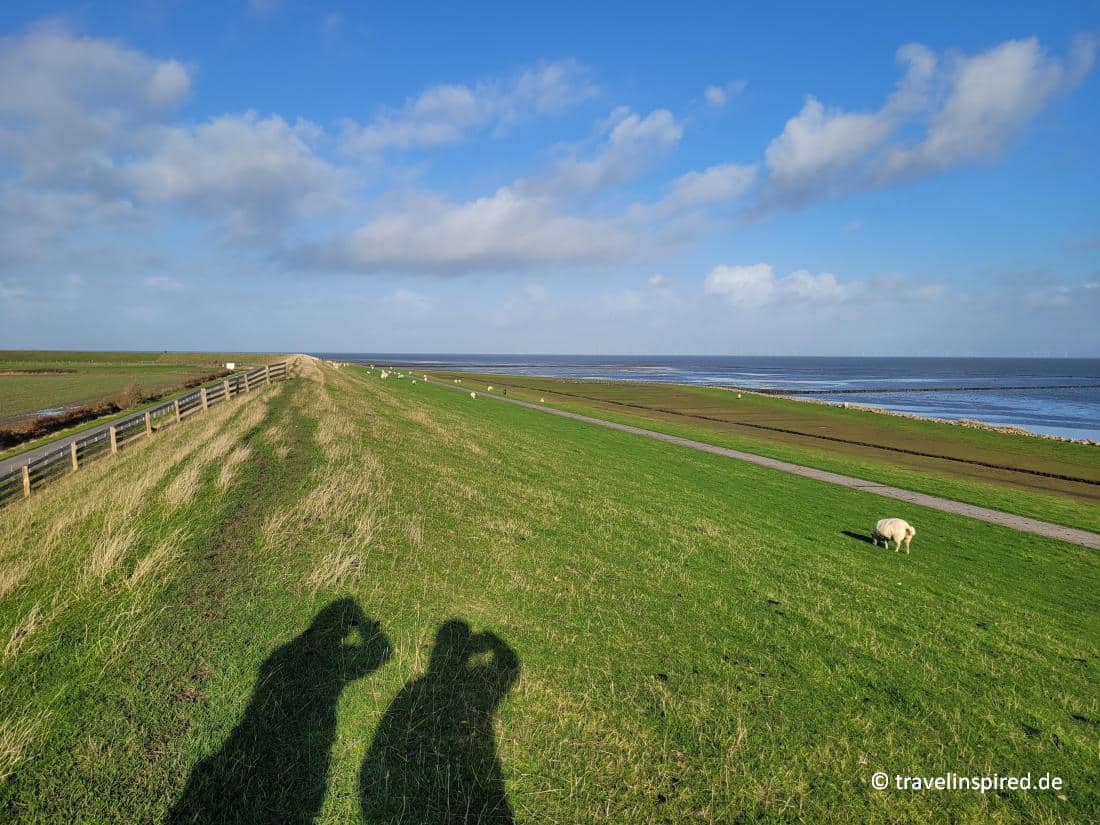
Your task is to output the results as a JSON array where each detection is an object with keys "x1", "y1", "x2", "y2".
[
  {"x1": 86, "y1": 527, "x2": 139, "y2": 583},
  {"x1": 128, "y1": 528, "x2": 188, "y2": 589},
  {"x1": 3, "y1": 601, "x2": 50, "y2": 659},
  {"x1": 306, "y1": 550, "x2": 364, "y2": 592},
  {"x1": 217, "y1": 445, "x2": 253, "y2": 490},
  {"x1": 0, "y1": 707, "x2": 50, "y2": 782},
  {"x1": 0, "y1": 562, "x2": 28, "y2": 600}
]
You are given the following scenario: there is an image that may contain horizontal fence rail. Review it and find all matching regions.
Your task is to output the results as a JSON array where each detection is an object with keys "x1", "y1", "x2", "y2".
[{"x1": 0, "y1": 361, "x2": 290, "y2": 507}]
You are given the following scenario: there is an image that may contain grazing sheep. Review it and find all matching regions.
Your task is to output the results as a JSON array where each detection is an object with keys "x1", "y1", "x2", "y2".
[
  {"x1": 470, "y1": 392, "x2": 477, "y2": 399},
  {"x1": 540, "y1": 397, "x2": 545, "y2": 403},
  {"x1": 487, "y1": 385, "x2": 493, "y2": 391},
  {"x1": 872, "y1": 518, "x2": 916, "y2": 553}
]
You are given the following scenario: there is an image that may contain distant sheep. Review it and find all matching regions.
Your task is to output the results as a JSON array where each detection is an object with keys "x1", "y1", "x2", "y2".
[
  {"x1": 872, "y1": 518, "x2": 916, "y2": 553},
  {"x1": 470, "y1": 392, "x2": 477, "y2": 399},
  {"x1": 487, "y1": 385, "x2": 493, "y2": 391}
]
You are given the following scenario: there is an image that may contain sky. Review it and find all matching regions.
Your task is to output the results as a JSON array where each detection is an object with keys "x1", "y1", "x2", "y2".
[{"x1": 0, "y1": 1, "x2": 1098, "y2": 356}]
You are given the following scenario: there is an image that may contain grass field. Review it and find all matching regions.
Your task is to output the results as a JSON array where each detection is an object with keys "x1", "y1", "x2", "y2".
[
  {"x1": 425, "y1": 371, "x2": 1100, "y2": 535},
  {"x1": 0, "y1": 360, "x2": 1096, "y2": 823},
  {"x1": 0, "y1": 351, "x2": 282, "y2": 424}
]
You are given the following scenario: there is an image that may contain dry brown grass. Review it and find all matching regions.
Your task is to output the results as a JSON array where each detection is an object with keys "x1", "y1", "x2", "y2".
[
  {"x1": 127, "y1": 528, "x2": 188, "y2": 589},
  {"x1": 0, "y1": 561, "x2": 28, "y2": 600},
  {"x1": 85, "y1": 527, "x2": 139, "y2": 584},
  {"x1": 217, "y1": 445, "x2": 253, "y2": 490},
  {"x1": 306, "y1": 550, "x2": 364, "y2": 591},
  {"x1": 3, "y1": 601, "x2": 52, "y2": 659},
  {"x1": 0, "y1": 707, "x2": 50, "y2": 782}
]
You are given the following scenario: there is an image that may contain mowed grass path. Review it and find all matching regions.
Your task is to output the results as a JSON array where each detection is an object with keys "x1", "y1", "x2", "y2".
[
  {"x1": 428, "y1": 371, "x2": 1100, "y2": 535},
  {"x1": 0, "y1": 360, "x2": 1096, "y2": 823}
]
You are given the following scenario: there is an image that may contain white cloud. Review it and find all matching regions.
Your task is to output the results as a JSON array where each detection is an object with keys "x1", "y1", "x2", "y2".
[
  {"x1": 703, "y1": 263, "x2": 778, "y2": 307},
  {"x1": 704, "y1": 263, "x2": 854, "y2": 308},
  {"x1": 128, "y1": 112, "x2": 343, "y2": 234},
  {"x1": 648, "y1": 274, "x2": 672, "y2": 288},
  {"x1": 761, "y1": 97, "x2": 896, "y2": 208},
  {"x1": 661, "y1": 163, "x2": 756, "y2": 211},
  {"x1": 342, "y1": 60, "x2": 597, "y2": 154},
  {"x1": 758, "y1": 36, "x2": 1092, "y2": 210},
  {"x1": 881, "y1": 37, "x2": 1094, "y2": 181},
  {"x1": 0, "y1": 27, "x2": 191, "y2": 184},
  {"x1": 538, "y1": 107, "x2": 683, "y2": 194},
  {"x1": 704, "y1": 80, "x2": 747, "y2": 108},
  {"x1": 314, "y1": 186, "x2": 637, "y2": 274}
]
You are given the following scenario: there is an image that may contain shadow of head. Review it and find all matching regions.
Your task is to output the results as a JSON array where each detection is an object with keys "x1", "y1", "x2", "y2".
[
  {"x1": 841, "y1": 530, "x2": 875, "y2": 545},
  {"x1": 306, "y1": 597, "x2": 380, "y2": 645},
  {"x1": 428, "y1": 619, "x2": 518, "y2": 679}
]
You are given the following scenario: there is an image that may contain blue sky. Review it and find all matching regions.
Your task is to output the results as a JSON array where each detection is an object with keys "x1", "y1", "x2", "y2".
[{"x1": 0, "y1": 1, "x2": 1097, "y2": 355}]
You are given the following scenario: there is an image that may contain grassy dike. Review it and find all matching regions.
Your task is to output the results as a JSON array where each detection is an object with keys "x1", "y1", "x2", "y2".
[
  {"x1": 426, "y1": 371, "x2": 1100, "y2": 535},
  {"x1": 1, "y1": 359, "x2": 1097, "y2": 823}
]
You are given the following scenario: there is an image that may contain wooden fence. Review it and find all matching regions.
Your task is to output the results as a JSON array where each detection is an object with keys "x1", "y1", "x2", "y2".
[{"x1": 0, "y1": 361, "x2": 289, "y2": 507}]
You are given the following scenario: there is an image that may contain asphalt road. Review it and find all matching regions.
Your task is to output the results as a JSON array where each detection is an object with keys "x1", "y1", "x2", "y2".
[{"x1": 0, "y1": 415, "x2": 122, "y2": 478}]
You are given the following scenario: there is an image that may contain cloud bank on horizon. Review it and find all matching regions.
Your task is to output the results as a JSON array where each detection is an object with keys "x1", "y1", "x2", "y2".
[{"x1": 0, "y1": 4, "x2": 1097, "y2": 356}]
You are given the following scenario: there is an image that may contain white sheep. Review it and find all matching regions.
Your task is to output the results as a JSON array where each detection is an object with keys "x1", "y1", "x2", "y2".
[
  {"x1": 470, "y1": 391, "x2": 477, "y2": 399},
  {"x1": 540, "y1": 397, "x2": 545, "y2": 403},
  {"x1": 487, "y1": 385, "x2": 493, "y2": 391},
  {"x1": 872, "y1": 518, "x2": 916, "y2": 553}
]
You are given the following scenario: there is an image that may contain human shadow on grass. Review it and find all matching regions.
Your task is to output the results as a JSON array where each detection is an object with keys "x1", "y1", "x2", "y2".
[
  {"x1": 167, "y1": 598, "x2": 391, "y2": 825},
  {"x1": 360, "y1": 619, "x2": 520, "y2": 825},
  {"x1": 841, "y1": 530, "x2": 875, "y2": 545}
]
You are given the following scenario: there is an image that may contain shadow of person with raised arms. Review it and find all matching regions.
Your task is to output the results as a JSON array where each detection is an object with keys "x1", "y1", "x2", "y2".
[
  {"x1": 360, "y1": 619, "x2": 520, "y2": 825},
  {"x1": 168, "y1": 598, "x2": 391, "y2": 825}
]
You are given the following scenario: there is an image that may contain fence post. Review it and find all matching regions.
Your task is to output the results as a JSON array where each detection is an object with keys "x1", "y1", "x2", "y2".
[
  {"x1": 200, "y1": 387, "x2": 209, "y2": 412},
  {"x1": 70, "y1": 441, "x2": 78, "y2": 472},
  {"x1": 264, "y1": 364, "x2": 271, "y2": 385},
  {"x1": 109, "y1": 426, "x2": 118, "y2": 454},
  {"x1": 224, "y1": 379, "x2": 231, "y2": 400},
  {"x1": 174, "y1": 399, "x2": 181, "y2": 424},
  {"x1": 22, "y1": 465, "x2": 30, "y2": 498},
  {"x1": 144, "y1": 411, "x2": 152, "y2": 436}
]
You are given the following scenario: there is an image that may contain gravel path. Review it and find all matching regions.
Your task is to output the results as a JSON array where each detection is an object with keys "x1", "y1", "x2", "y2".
[{"x1": 426, "y1": 378, "x2": 1100, "y2": 550}]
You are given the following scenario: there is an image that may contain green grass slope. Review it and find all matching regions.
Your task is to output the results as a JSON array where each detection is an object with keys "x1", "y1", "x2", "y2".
[
  {"x1": 0, "y1": 360, "x2": 1096, "y2": 823},
  {"x1": 428, "y1": 371, "x2": 1100, "y2": 534}
]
